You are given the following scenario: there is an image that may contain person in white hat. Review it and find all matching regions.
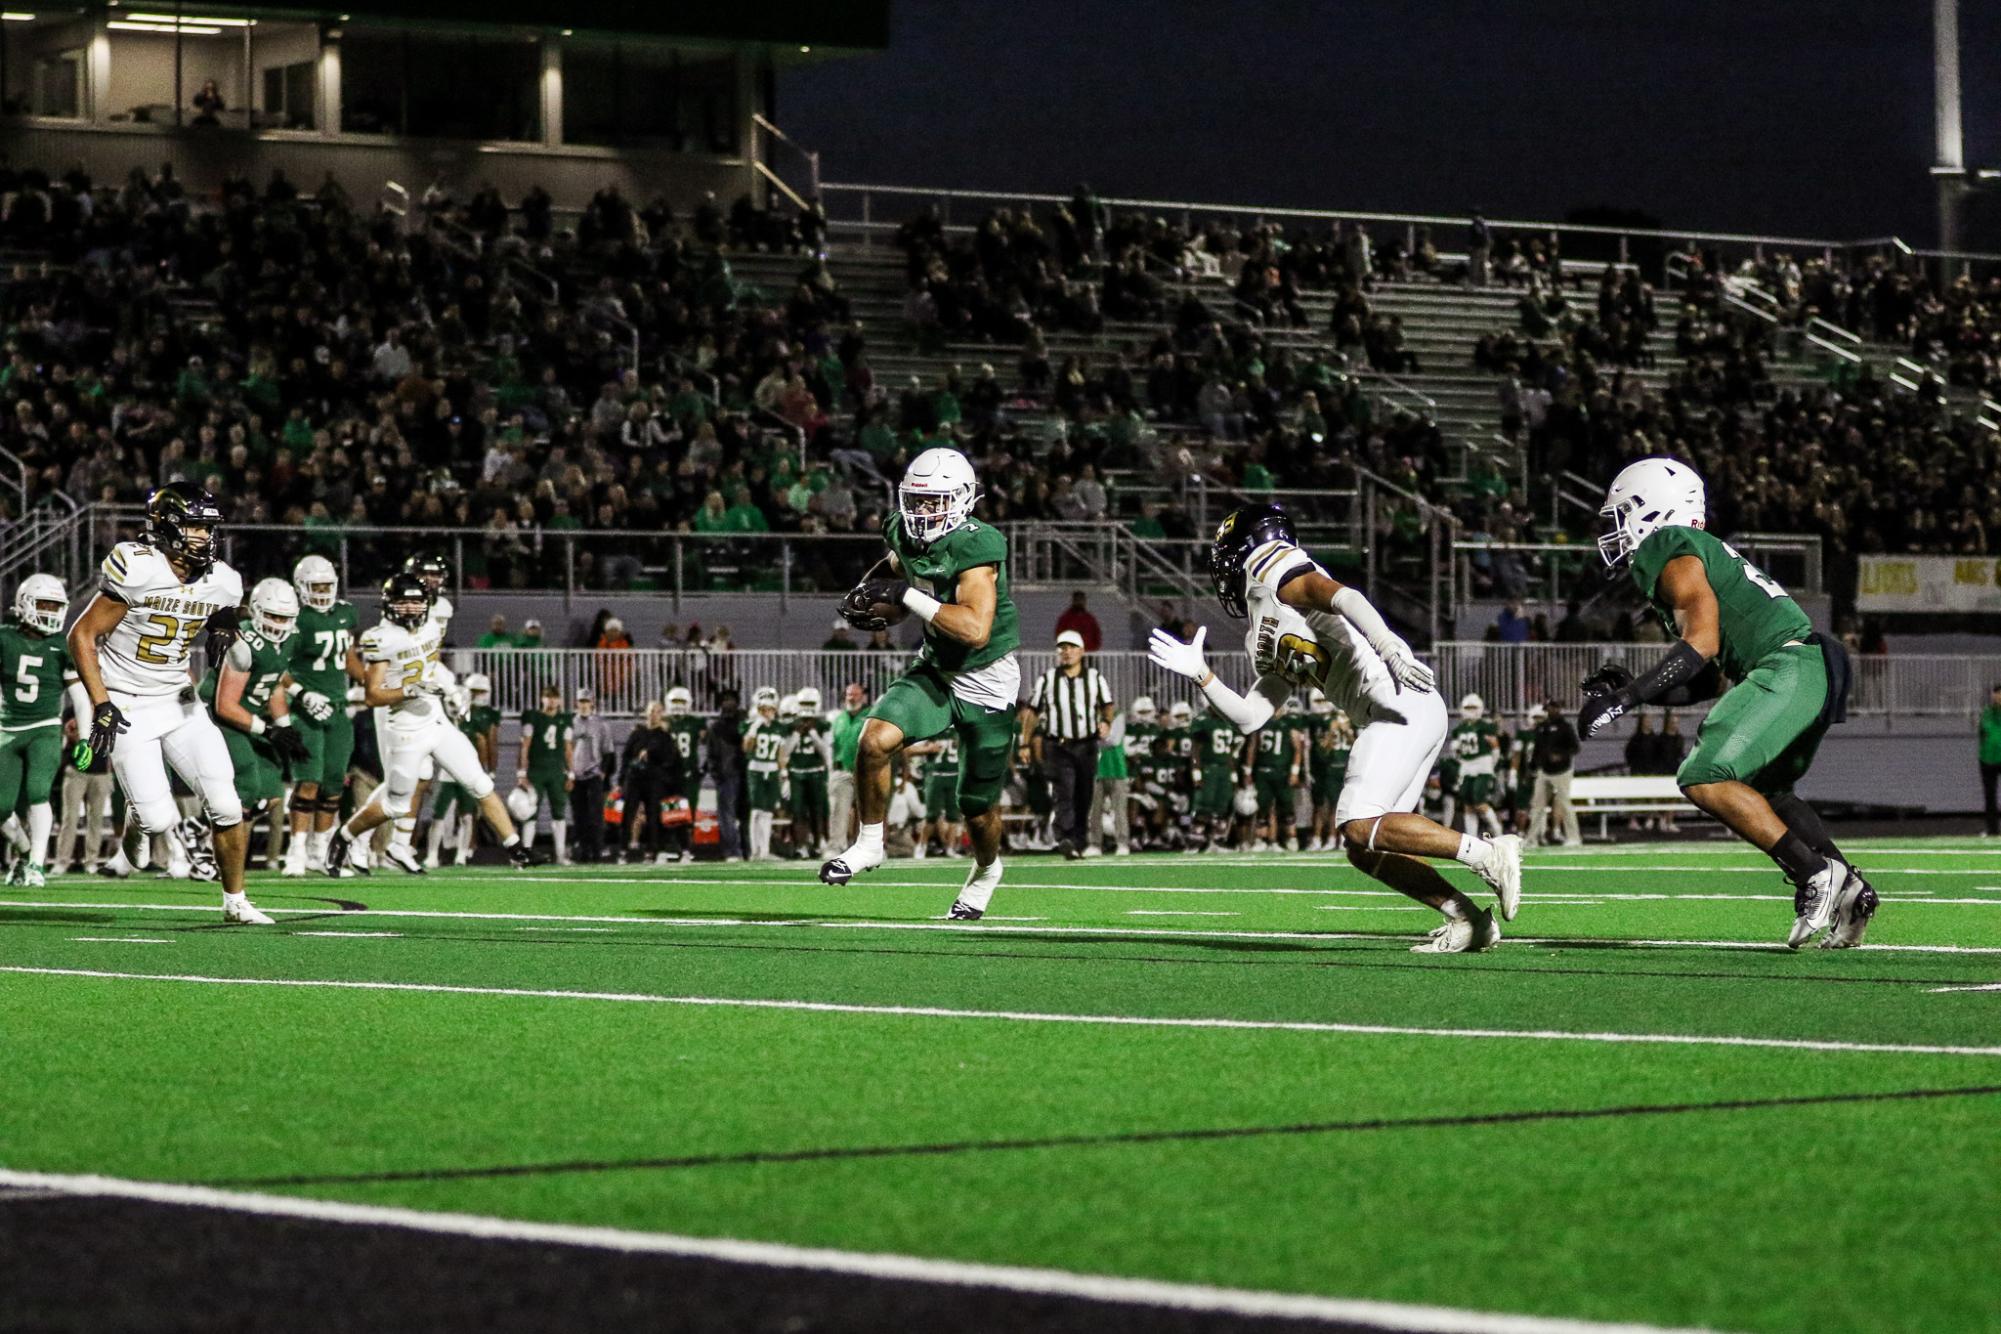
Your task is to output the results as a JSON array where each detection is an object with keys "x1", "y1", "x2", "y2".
[{"x1": 1021, "y1": 627, "x2": 1113, "y2": 860}]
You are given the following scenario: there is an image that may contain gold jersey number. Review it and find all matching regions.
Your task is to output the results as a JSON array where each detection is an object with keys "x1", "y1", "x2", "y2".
[{"x1": 134, "y1": 612, "x2": 204, "y2": 665}]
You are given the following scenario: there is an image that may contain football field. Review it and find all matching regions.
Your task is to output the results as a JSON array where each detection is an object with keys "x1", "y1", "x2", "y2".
[{"x1": 3, "y1": 839, "x2": 1999, "y2": 1333}]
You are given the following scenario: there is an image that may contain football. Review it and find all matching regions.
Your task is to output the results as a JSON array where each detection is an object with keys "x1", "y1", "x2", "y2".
[{"x1": 841, "y1": 557, "x2": 909, "y2": 630}]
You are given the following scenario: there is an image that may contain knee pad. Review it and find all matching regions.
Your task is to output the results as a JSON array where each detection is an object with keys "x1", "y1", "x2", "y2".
[
  {"x1": 133, "y1": 797, "x2": 180, "y2": 836},
  {"x1": 380, "y1": 785, "x2": 415, "y2": 819},
  {"x1": 206, "y1": 790, "x2": 244, "y2": 829},
  {"x1": 460, "y1": 771, "x2": 496, "y2": 803}
]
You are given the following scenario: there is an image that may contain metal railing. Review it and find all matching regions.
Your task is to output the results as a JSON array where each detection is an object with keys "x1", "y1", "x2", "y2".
[{"x1": 1430, "y1": 642, "x2": 2001, "y2": 724}]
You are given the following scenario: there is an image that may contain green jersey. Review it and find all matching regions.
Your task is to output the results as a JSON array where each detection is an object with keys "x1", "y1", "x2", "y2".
[
  {"x1": 197, "y1": 626, "x2": 291, "y2": 720},
  {"x1": 1308, "y1": 715, "x2": 1352, "y2": 776},
  {"x1": 667, "y1": 715, "x2": 706, "y2": 769},
  {"x1": 0, "y1": 621, "x2": 73, "y2": 730},
  {"x1": 743, "y1": 716, "x2": 787, "y2": 773},
  {"x1": 1122, "y1": 720, "x2": 1159, "y2": 765},
  {"x1": 788, "y1": 721, "x2": 830, "y2": 774},
  {"x1": 883, "y1": 513, "x2": 1019, "y2": 676},
  {"x1": 1631, "y1": 526, "x2": 1811, "y2": 682},
  {"x1": 288, "y1": 602, "x2": 359, "y2": 699},
  {"x1": 1250, "y1": 722, "x2": 1294, "y2": 776},
  {"x1": 521, "y1": 709, "x2": 573, "y2": 774},
  {"x1": 1449, "y1": 718, "x2": 1501, "y2": 776},
  {"x1": 920, "y1": 734, "x2": 960, "y2": 783},
  {"x1": 1188, "y1": 713, "x2": 1240, "y2": 784},
  {"x1": 460, "y1": 703, "x2": 501, "y2": 745}
]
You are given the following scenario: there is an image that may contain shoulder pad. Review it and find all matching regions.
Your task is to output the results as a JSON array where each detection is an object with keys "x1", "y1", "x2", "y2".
[{"x1": 101, "y1": 542, "x2": 167, "y2": 599}]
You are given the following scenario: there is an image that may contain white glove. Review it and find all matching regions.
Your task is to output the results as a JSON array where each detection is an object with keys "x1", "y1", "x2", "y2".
[
  {"x1": 1147, "y1": 626, "x2": 1211, "y2": 683},
  {"x1": 298, "y1": 690, "x2": 334, "y2": 723},
  {"x1": 444, "y1": 686, "x2": 470, "y2": 722},
  {"x1": 1372, "y1": 632, "x2": 1436, "y2": 695}
]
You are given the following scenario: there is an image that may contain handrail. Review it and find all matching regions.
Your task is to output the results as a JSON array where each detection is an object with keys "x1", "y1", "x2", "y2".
[
  {"x1": 1353, "y1": 370, "x2": 1437, "y2": 417},
  {"x1": 379, "y1": 179, "x2": 409, "y2": 223},
  {"x1": 1806, "y1": 316, "x2": 1861, "y2": 346},
  {"x1": 752, "y1": 160, "x2": 811, "y2": 214},
  {"x1": 503, "y1": 256, "x2": 559, "y2": 304}
]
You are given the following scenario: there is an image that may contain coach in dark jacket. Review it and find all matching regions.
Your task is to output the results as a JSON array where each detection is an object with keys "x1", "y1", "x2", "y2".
[
  {"x1": 621, "y1": 700, "x2": 685, "y2": 863},
  {"x1": 706, "y1": 690, "x2": 747, "y2": 860}
]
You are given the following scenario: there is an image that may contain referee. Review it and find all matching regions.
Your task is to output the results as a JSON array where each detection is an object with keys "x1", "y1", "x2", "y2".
[{"x1": 1021, "y1": 629, "x2": 1114, "y2": 860}]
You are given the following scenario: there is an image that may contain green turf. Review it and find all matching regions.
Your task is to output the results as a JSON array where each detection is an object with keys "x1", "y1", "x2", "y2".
[{"x1": 5, "y1": 839, "x2": 2001, "y2": 1332}]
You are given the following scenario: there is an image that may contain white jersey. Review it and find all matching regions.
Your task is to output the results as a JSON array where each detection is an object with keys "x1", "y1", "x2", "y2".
[
  {"x1": 1240, "y1": 539, "x2": 1396, "y2": 720},
  {"x1": 431, "y1": 594, "x2": 454, "y2": 636},
  {"x1": 357, "y1": 616, "x2": 446, "y2": 733},
  {"x1": 96, "y1": 542, "x2": 244, "y2": 698}
]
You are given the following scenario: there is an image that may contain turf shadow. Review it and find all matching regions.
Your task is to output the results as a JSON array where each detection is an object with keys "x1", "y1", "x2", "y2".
[{"x1": 212, "y1": 1083, "x2": 2001, "y2": 1190}]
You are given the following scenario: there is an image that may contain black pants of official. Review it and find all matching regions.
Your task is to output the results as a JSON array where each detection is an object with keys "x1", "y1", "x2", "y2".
[
  {"x1": 1983, "y1": 762, "x2": 2001, "y2": 836},
  {"x1": 1045, "y1": 739, "x2": 1098, "y2": 850},
  {"x1": 625, "y1": 775, "x2": 676, "y2": 857},
  {"x1": 572, "y1": 775, "x2": 607, "y2": 862}
]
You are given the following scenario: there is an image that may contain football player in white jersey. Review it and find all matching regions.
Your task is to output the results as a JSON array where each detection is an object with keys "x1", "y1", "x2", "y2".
[
  {"x1": 326, "y1": 572, "x2": 531, "y2": 875},
  {"x1": 367, "y1": 553, "x2": 455, "y2": 872},
  {"x1": 65, "y1": 483, "x2": 275, "y2": 924},
  {"x1": 1148, "y1": 504, "x2": 1523, "y2": 953}
]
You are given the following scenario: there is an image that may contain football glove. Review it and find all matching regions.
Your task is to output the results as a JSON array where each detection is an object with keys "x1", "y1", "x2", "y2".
[
  {"x1": 267, "y1": 717, "x2": 311, "y2": 766},
  {"x1": 1146, "y1": 626, "x2": 1210, "y2": 683},
  {"x1": 77, "y1": 699, "x2": 128, "y2": 769},
  {"x1": 297, "y1": 690, "x2": 335, "y2": 723},
  {"x1": 840, "y1": 578, "x2": 909, "y2": 631},
  {"x1": 1581, "y1": 663, "x2": 1636, "y2": 700},
  {"x1": 1372, "y1": 632, "x2": 1436, "y2": 695}
]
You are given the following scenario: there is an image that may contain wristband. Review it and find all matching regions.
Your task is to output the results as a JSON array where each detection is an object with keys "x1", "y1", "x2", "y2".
[
  {"x1": 274, "y1": 715, "x2": 293, "y2": 729},
  {"x1": 250, "y1": 717, "x2": 267, "y2": 736},
  {"x1": 900, "y1": 587, "x2": 943, "y2": 623}
]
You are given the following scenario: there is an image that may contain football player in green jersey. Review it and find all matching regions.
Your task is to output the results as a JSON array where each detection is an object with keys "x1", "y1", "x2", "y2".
[
  {"x1": 1246, "y1": 699, "x2": 1306, "y2": 851},
  {"x1": 1305, "y1": 691, "x2": 1353, "y2": 851},
  {"x1": 201, "y1": 579, "x2": 311, "y2": 851},
  {"x1": 0, "y1": 574, "x2": 82, "y2": 885},
  {"x1": 1186, "y1": 699, "x2": 1243, "y2": 849},
  {"x1": 821, "y1": 448, "x2": 1020, "y2": 920},
  {"x1": 517, "y1": 683, "x2": 574, "y2": 864},
  {"x1": 1449, "y1": 693, "x2": 1505, "y2": 839},
  {"x1": 906, "y1": 732, "x2": 961, "y2": 858},
  {"x1": 742, "y1": 686, "x2": 788, "y2": 860},
  {"x1": 1119, "y1": 695, "x2": 1158, "y2": 850},
  {"x1": 1584, "y1": 457, "x2": 1870, "y2": 949},
  {"x1": 282, "y1": 555, "x2": 362, "y2": 876},
  {"x1": 783, "y1": 688, "x2": 832, "y2": 859},
  {"x1": 427, "y1": 672, "x2": 500, "y2": 867}
]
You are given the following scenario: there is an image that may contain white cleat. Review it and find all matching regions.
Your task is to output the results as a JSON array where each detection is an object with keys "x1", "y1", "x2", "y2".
[
  {"x1": 1471, "y1": 834, "x2": 1523, "y2": 921},
  {"x1": 222, "y1": 896, "x2": 275, "y2": 926},
  {"x1": 1412, "y1": 908, "x2": 1501, "y2": 954},
  {"x1": 1787, "y1": 857, "x2": 1849, "y2": 949},
  {"x1": 382, "y1": 844, "x2": 427, "y2": 875},
  {"x1": 280, "y1": 862, "x2": 307, "y2": 879},
  {"x1": 22, "y1": 863, "x2": 46, "y2": 888},
  {"x1": 1081, "y1": 845, "x2": 1102, "y2": 858},
  {"x1": 819, "y1": 837, "x2": 886, "y2": 886},
  {"x1": 1819, "y1": 868, "x2": 1879, "y2": 950}
]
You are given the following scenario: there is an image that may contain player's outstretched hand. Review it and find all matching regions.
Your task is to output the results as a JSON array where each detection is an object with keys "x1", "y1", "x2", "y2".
[
  {"x1": 1147, "y1": 625, "x2": 1210, "y2": 682},
  {"x1": 1373, "y1": 633, "x2": 1436, "y2": 695},
  {"x1": 298, "y1": 690, "x2": 335, "y2": 723},
  {"x1": 268, "y1": 718, "x2": 311, "y2": 765},
  {"x1": 1581, "y1": 662, "x2": 1635, "y2": 699}
]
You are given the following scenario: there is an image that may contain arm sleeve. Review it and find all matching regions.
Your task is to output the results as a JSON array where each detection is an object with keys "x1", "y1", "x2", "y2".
[{"x1": 1198, "y1": 671, "x2": 1285, "y2": 734}]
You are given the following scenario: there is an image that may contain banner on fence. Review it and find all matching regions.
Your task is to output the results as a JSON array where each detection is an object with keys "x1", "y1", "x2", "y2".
[{"x1": 1856, "y1": 555, "x2": 2001, "y2": 613}]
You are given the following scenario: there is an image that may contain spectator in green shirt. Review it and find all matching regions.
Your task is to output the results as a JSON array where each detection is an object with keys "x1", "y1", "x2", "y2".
[
  {"x1": 476, "y1": 614, "x2": 516, "y2": 649},
  {"x1": 693, "y1": 491, "x2": 730, "y2": 534},
  {"x1": 723, "y1": 488, "x2": 769, "y2": 532},
  {"x1": 1981, "y1": 684, "x2": 2001, "y2": 836},
  {"x1": 826, "y1": 682, "x2": 869, "y2": 849},
  {"x1": 1129, "y1": 499, "x2": 1167, "y2": 540}
]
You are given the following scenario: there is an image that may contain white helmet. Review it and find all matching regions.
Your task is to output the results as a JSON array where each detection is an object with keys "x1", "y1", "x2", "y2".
[
  {"x1": 12, "y1": 573, "x2": 67, "y2": 635},
  {"x1": 899, "y1": 447, "x2": 978, "y2": 546},
  {"x1": 1309, "y1": 687, "x2": 1333, "y2": 715},
  {"x1": 752, "y1": 685, "x2": 780, "y2": 715},
  {"x1": 1598, "y1": 457, "x2": 1706, "y2": 567},
  {"x1": 778, "y1": 693, "x2": 801, "y2": 722},
  {"x1": 795, "y1": 686, "x2": 822, "y2": 714},
  {"x1": 292, "y1": 554, "x2": 338, "y2": 612},
  {"x1": 249, "y1": 577, "x2": 300, "y2": 642},
  {"x1": 1168, "y1": 700, "x2": 1193, "y2": 725},
  {"x1": 665, "y1": 686, "x2": 692, "y2": 715},
  {"x1": 465, "y1": 672, "x2": 491, "y2": 701},
  {"x1": 1526, "y1": 703, "x2": 1548, "y2": 725},
  {"x1": 1460, "y1": 693, "x2": 1485, "y2": 720},
  {"x1": 1233, "y1": 786, "x2": 1260, "y2": 818},
  {"x1": 505, "y1": 785, "x2": 539, "y2": 824},
  {"x1": 1130, "y1": 695, "x2": 1157, "y2": 724}
]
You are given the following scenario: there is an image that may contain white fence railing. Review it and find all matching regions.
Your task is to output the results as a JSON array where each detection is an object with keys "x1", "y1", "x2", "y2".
[{"x1": 451, "y1": 645, "x2": 1995, "y2": 725}]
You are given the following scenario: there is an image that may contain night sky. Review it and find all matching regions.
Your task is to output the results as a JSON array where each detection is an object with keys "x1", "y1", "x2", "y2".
[{"x1": 781, "y1": 0, "x2": 2001, "y2": 244}]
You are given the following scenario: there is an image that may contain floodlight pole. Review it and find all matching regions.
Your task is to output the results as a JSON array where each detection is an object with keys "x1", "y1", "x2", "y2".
[{"x1": 1935, "y1": 0, "x2": 1965, "y2": 271}]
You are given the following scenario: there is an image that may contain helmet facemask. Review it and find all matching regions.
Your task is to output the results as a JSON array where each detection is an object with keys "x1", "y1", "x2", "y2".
[{"x1": 899, "y1": 478, "x2": 975, "y2": 547}]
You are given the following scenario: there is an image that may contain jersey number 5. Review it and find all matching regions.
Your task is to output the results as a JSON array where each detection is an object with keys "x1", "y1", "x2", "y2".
[
  {"x1": 14, "y1": 655, "x2": 43, "y2": 702},
  {"x1": 1719, "y1": 541, "x2": 1789, "y2": 600}
]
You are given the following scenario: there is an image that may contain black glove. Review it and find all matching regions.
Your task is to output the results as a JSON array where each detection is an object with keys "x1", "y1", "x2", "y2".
[
  {"x1": 268, "y1": 719, "x2": 311, "y2": 766},
  {"x1": 840, "y1": 577, "x2": 910, "y2": 631},
  {"x1": 76, "y1": 699, "x2": 128, "y2": 770},
  {"x1": 1576, "y1": 688, "x2": 1627, "y2": 739},
  {"x1": 1581, "y1": 663, "x2": 1635, "y2": 700},
  {"x1": 204, "y1": 606, "x2": 243, "y2": 665}
]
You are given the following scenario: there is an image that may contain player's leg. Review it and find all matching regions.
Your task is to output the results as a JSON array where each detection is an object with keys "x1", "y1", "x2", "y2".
[
  {"x1": 1338, "y1": 692, "x2": 1519, "y2": 934},
  {"x1": 430, "y1": 724, "x2": 530, "y2": 868},
  {"x1": 1677, "y1": 649, "x2": 1853, "y2": 946},
  {"x1": 425, "y1": 783, "x2": 458, "y2": 867},
  {"x1": 823, "y1": 671, "x2": 948, "y2": 884},
  {"x1": 537, "y1": 775, "x2": 570, "y2": 865},
  {"x1": 944, "y1": 699, "x2": 1014, "y2": 919},
  {"x1": 158, "y1": 706, "x2": 264, "y2": 920}
]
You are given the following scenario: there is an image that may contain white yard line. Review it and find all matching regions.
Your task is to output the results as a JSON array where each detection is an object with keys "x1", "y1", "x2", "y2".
[
  {"x1": 1126, "y1": 910, "x2": 1240, "y2": 917},
  {"x1": 0, "y1": 1168, "x2": 1715, "y2": 1334},
  {"x1": 67, "y1": 936, "x2": 170, "y2": 944},
  {"x1": 1926, "y1": 982, "x2": 2001, "y2": 994},
  {"x1": 3, "y1": 897, "x2": 1999, "y2": 954},
  {"x1": 291, "y1": 932, "x2": 403, "y2": 939},
  {"x1": 2, "y1": 965, "x2": 1997, "y2": 1057}
]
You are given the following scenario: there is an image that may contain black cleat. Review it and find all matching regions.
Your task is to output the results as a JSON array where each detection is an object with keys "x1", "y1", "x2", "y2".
[
  {"x1": 508, "y1": 843, "x2": 536, "y2": 870},
  {"x1": 947, "y1": 900, "x2": 983, "y2": 921},
  {"x1": 819, "y1": 857, "x2": 856, "y2": 886},
  {"x1": 323, "y1": 831, "x2": 357, "y2": 878}
]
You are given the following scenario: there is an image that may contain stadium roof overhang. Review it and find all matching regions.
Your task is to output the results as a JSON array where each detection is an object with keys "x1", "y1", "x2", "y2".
[{"x1": 8, "y1": 0, "x2": 888, "y2": 57}]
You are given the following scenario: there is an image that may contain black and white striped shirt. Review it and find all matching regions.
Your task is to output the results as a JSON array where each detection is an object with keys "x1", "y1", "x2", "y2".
[{"x1": 1029, "y1": 666, "x2": 1113, "y2": 741}]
